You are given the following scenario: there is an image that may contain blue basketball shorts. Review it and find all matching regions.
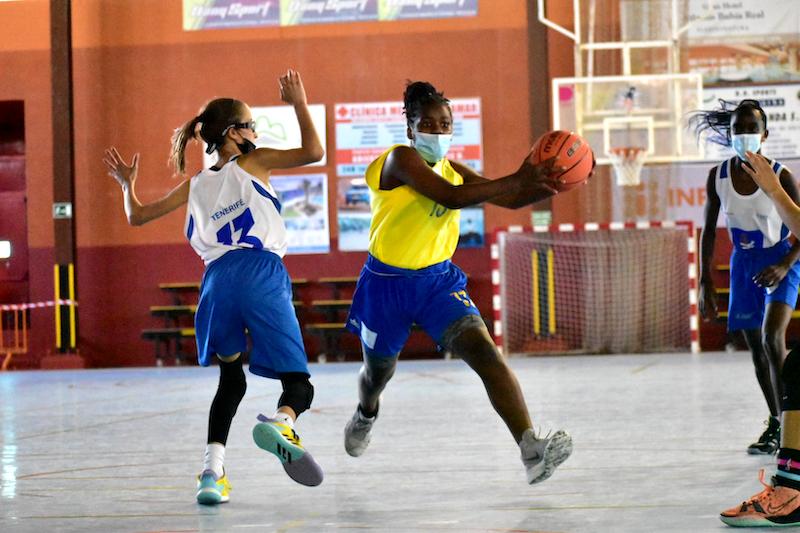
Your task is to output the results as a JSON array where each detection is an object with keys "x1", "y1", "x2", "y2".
[
  {"x1": 345, "y1": 254, "x2": 482, "y2": 357},
  {"x1": 195, "y1": 249, "x2": 309, "y2": 379},
  {"x1": 728, "y1": 240, "x2": 800, "y2": 332}
]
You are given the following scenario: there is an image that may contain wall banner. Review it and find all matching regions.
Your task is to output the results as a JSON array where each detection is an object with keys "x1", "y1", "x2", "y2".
[
  {"x1": 334, "y1": 97, "x2": 482, "y2": 177},
  {"x1": 270, "y1": 173, "x2": 330, "y2": 254},
  {"x1": 378, "y1": 0, "x2": 478, "y2": 21},
  {"x1": 183, "y1": 0, "x2": 280, "y2": 30}
]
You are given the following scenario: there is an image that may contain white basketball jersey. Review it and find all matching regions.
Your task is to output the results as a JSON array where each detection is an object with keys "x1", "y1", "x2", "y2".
[
  {"x1": 715, "y1": 158, "x2": 788, "y2": 250},
  {"x1": 185, "y1": 157, "x2": 287, "y2": 265}
]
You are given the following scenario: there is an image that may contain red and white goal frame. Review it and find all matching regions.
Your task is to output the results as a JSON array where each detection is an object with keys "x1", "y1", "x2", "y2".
[{"x1": 490, "y1": 220, "x2": 699, "y2": 354}]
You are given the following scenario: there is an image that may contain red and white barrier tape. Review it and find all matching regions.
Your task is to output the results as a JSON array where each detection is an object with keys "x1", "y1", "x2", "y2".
[{"x1": 0, "y1": 299, "x2": 78, "y2": 312}]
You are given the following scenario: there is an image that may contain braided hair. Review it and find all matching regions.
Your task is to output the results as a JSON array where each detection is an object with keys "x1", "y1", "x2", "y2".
[
  {"x1": 403, "y1": 81, "x2": 450, "y2": 125},
  {"x1": 169, "y1": 98, "x2": 248, "y2": 174},
  {"x1": 688, "y1": 98, "x2": 767, "y2": 147}
]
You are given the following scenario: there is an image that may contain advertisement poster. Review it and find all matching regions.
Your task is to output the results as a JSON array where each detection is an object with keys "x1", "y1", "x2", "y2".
[
  {"x1": 336, "y1": 179, "x2": 484, "y2": 252},
  {"x1": 183, "y1": 0, "x2": 280, "y2": 30},
  {"x1": 279, "y1": 0, "x2": 378, "y2": 26},
  {"x1": 687, "y1": 1, "x2": 800, "y2": 83},
  {"x1": 204, "y1": 104, "x2": 326, "y2": 168},
  {"x1": 458, "y1": 207, "x2": 484, "y2": 248},
  {"x1": 701, "y1": 84, "x2": 800, "y2": 161},
  {"x1": 688, "y1": 0, "x2": 798, "y2": 43},
  {"x1": 334, "y1": 97, "x2": 483, "y2": 177},
  {"x1": 184, "y1": 0, "x2": 476, "y2": 29},
  {"x1": 336, "y1": 176, "x2": 371, "y2": 251},
  {"x1": 270, "y1": 173, "x2": 330, "y2": 254},
  {"x1": 610, "y1": 158, "x2": 800, "y2": 227},
  {"x1": 378, "y1": 0, "x2": 477, "y2": 20}
]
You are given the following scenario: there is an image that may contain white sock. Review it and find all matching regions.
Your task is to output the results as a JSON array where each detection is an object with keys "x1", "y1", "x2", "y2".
[
  {"x1": 203, "y1": 443, "x2": 225, "y2": 478},
  {"x1": 272, "y1": 411, "x2": 294, "y2": 427}
]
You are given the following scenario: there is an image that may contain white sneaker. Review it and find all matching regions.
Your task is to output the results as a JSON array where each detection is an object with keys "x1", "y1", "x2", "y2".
[
  {"x1": 520, "y1": 427, "x2": 573, "y2": 484},
  {"x1": 344, "y1": 406, "x2": 377, "y2": 457}
]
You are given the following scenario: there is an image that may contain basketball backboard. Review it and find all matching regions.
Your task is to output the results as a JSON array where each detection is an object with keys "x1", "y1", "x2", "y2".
[{"x1": 553, "y1": 73, "x2": 704, "y2": 165}]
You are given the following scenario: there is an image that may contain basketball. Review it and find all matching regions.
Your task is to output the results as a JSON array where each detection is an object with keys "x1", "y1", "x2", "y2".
[{"x1": 529, "y1": 130, "x2": 595, "y2": 192}]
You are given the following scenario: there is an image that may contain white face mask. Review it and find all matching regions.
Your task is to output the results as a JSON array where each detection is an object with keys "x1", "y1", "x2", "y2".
[
  {"x1": 731, "y1": 133, "x2": 762, "y2": 160},
  {"x1": 413, "y1": 131, "x2": 453, "y2": 164}
]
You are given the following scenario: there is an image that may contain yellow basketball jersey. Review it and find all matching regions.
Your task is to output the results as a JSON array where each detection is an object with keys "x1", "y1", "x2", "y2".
[{"x1": 365, "y1": 145, "x2": 463, "y2": 270}]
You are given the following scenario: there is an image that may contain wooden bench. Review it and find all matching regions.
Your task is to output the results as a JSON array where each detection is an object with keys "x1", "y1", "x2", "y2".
[
  {"x1": 304, "y1": 322, "x2": 351, "y2": 362},
  {"x1": 158, "y1": 279, "x2": 309, "y2": 304},
  {"x1": 150, "y1": 302, "x2": 302, "y2": 322},
  {"x1": 318, "y1": 276, "x2": 358, "y2": 299},
  {"x1": 310, "y1": 299, "x2": 351, "y2": 322},
  {"x1": 718, "y1": 311, "x2": 800, "y2": 319},
  {"x1": 141, "y1": 327, "x2": 195, "y2": 366}
]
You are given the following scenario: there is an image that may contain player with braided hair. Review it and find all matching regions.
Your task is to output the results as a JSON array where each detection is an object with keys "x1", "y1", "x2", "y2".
[{"x1": 343, "y1": 80, "x2": 573, "y2": 485}]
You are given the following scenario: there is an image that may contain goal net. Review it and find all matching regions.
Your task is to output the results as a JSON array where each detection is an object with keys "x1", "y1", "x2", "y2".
[{"x1": 492, "y1": 222, "x2": 698, "y2": 356}]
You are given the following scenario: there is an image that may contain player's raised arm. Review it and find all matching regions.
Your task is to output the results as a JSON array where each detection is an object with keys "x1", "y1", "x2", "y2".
[
  {"x1": 104, "y1": 147, "x2": 189, "y2": 226},
  {"x1": 241, "y1": 70, "x2": 324, "y2": 174}
]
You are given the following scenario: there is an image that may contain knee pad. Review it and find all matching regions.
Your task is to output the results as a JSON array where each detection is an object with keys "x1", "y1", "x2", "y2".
[
  {"x1": 278, "y1": 373, "x2": 314, "y2": 415},
  {"x1": 219, "y1": 358, "x2": 247, "y2": 399},
  {"x1": 782, "y1": 347, "x2": 800, "y2": 410},
  {"x1": 362, "y1": 353, "x2": 398, "y2": 384}
]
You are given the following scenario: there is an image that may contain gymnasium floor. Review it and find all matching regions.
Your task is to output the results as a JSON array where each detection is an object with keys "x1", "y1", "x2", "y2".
[{"x1": 0, "y1": 351, "x2": 794, "y2": 532}]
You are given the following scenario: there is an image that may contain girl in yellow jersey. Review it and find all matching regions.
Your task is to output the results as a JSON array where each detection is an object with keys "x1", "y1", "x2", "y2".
[{"x1": 344, "y1": 81, "x2": 573, "y2": 485}]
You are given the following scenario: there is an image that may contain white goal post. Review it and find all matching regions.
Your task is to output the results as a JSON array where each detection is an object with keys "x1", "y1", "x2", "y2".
[{"x1": 491, "y1": 221, "x2": 699, "y2": 356}]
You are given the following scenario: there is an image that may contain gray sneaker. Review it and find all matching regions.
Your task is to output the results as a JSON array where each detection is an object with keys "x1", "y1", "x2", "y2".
[
  {"x1": 344, "y1": 406, "x2": 377, "y2": 457},
  {"x1": 520, "y1": 428, "x2": 573, "y2": 484}
]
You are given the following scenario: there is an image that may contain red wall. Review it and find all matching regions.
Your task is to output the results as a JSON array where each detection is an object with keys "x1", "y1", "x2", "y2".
[
  {"x1": 1, "y1": 1, "x2": 741, "y2": 367},
  {"x1": 0, "y1": 0, "x2": 535, "y2": 367}
]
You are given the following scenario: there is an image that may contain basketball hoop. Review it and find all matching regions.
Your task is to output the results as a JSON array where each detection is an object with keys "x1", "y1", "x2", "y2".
[{"x1": 608, "y1": 147, "x2": 647, "y2": 187}]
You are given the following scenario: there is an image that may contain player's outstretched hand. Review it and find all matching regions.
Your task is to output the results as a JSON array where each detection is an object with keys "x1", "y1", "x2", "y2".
[
  {"x1": 743, "y1": 151, "x2": 781, "y2": 195},
  {"x1": 103, "y1": 147, "x2": 138, "y2": 189},
  {"x1": 517, "y1": 156, "x2": 564, "y2": 195},
  {"x1": 698, "y1": 281, "x2": 718, "y2": 321},
  {"x1": 279, "y1": 69, "x2": 308, "y2": 106}
]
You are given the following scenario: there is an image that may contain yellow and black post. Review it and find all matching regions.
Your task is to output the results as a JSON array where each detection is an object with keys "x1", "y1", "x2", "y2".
[
  {"x1": 51, "y1": 0, "x2": 79, "y2": 353},
  {"x1": 531, "y1": 247, "x2": 556, "y2": 337},
  {"x1": 53, "y1": 264, "x2": 77, "y2": 351}
]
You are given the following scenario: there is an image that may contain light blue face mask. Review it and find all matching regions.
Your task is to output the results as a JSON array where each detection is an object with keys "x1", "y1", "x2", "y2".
[
  {"x1": 413, "y1": 131, "x2": 453, "y2": 164},
  {"x1": 731, "y1": 133, "x2": 762, "y2": 161}
]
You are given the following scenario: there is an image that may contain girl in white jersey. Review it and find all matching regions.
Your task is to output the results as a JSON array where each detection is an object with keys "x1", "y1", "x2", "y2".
[
  {"x1": 104, "y1": 70, "x2": 325, "y2": 504},
  {"x1": 694, "y1": 99, "x2": 800, "y2": 455}
]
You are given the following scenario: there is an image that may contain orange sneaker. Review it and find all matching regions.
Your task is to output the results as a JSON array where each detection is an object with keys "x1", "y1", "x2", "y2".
[{"x1": 720, "y1": 470, "x2": 800, "y2": 527}]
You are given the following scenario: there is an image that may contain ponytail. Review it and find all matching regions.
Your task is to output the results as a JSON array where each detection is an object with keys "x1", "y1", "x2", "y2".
[
  {"x1": 169, "y1": 115, "x2": 201, "y2": 175},
  {"x1": 168, "y1": 98, "x2": 247, "y2": 175}
]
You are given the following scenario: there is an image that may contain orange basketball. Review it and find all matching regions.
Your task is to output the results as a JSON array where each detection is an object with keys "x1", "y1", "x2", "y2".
[{"x1": 529, "y1": 130, "x2": 595, "y2": 192}]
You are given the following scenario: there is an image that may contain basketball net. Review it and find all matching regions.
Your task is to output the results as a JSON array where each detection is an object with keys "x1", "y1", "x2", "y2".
[{"x1": 608, "y1": 147, "x2": 647, "y2": 187}]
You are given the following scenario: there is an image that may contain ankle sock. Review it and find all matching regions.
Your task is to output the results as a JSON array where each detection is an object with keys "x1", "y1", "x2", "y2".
[
  {"x1": 776, "y1": 448, "x2": 800, "y2": 490},
  {"x1": 203, "y1": 442, "x2": 225, "y2": 478},
  {"x1": 272, "y1": 411, "x2": 294, "y2": 427}
]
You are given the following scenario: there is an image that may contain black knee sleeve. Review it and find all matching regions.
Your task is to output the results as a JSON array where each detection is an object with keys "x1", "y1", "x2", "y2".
[
  {"x1": 362, "y1": 353, "x2": 397, "y2": 388},
  {"x1": 208, "y1": 358, "x2": 247, "y2": 445},
  {"x1": 782, "y1": 347, "x2": 800, "y2": 411},
  {"x1": 278, "y1": 373, "x2": 314, "y2": 416}
]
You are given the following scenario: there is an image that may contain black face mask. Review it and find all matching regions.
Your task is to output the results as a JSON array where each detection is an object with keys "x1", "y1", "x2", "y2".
[{"x1": 237, "y1": 139, "x2": 257, "y2": 154}]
